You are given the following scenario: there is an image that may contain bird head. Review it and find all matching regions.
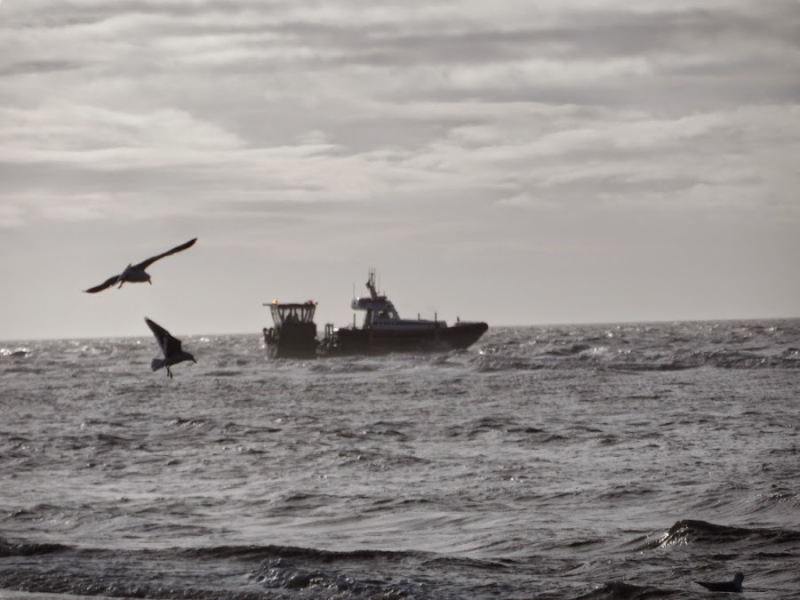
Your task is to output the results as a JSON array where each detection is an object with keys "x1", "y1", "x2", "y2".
[
  {"x1": 733, "y1": 573, "x2": 744, "y2": 584},
  {"x1": 187, "y1": 352, "x2": 197, "y2": 363}
]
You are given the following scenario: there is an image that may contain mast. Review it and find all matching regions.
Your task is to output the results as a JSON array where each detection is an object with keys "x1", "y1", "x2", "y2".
[{"x1": 366, "y1": 268, "x2": 379, "y2": 300}]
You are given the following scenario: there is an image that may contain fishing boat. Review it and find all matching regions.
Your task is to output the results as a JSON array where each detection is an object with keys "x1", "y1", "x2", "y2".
[
  {"x1": 263, "y1": 270, "x2": 488, "y2": 357},
  {"x1": 317, "y1": 270, "x2": 488, "y2": 356}
]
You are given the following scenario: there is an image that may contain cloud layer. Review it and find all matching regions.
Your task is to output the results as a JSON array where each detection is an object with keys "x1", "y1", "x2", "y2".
[{"x1": 1, "y1": 0, "x2": 798, "y2": 336}]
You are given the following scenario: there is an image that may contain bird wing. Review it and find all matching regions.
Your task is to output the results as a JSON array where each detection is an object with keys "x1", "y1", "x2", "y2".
[
  {"x1": 165, "y1": 334, "x2": 184, "y2": 356},
  {"x1": 84, "y1": 274, "x2": 120, "y2": 294},
  {"x1": 145, "y1": 317, "x2": 185, "y2": 357},
  {"x1": 133, "y1": 238, "x2": 197, "y2": 270},
  {"x1": 145, "y1": 317, "x2": 168, "y2": 355}
]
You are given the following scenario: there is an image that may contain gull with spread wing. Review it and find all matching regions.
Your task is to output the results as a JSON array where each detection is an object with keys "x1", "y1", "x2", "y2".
[
  {"x1": 84, "y1": 238, "x2": 197, "y2": 293},
  {"x1": 145, "y1": 317, "x2": 196, "y2": 379}
]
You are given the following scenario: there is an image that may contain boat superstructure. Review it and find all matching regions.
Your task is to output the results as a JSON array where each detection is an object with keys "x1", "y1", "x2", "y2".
[
  {"x1": 262, "y1": 300, "x2": 318, "y2": 359},
  {"x1": 319, "y1": 270, "x2": 488, "y2": 355}
]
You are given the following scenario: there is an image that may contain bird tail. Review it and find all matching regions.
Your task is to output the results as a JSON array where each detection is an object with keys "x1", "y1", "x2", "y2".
[{"x1": 151, "y1": 358, "x2": 167, "y2": 372}]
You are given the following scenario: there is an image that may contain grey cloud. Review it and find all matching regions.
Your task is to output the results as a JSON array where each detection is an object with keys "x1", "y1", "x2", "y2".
[
  {"x1": 2, "y1": 1, "x2": 798, "y2": 217},
  {"x1": 12, "y1": 1, "x2": 799, "y2": 64},
  {"x1": 7, "y1": 1, "x2": 797, "y2": 112},
  {"x1": 0, "y1": 60, "x2": 86, "y2": 76}
]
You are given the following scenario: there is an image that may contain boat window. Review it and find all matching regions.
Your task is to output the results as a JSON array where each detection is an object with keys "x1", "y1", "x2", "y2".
[
  {"x1": 372, "y1": 307, "x2": 400, "y2": 323},
  {"x1": 271, "y1": 304, "x2": 316, "y2": 325}
]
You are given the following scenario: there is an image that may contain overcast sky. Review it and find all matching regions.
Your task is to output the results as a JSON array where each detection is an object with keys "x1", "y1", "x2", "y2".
[{"x1": 1, "y1": 0, "x2": 798, "y2": 341}]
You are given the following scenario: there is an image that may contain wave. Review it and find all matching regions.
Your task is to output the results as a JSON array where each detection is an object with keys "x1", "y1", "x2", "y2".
[
  {"x1": 572, "y1": 581, "x2": 676, "y2": 600},
  {"x1": 467, "y1": 321, "x2": 800, "y2": 372},
  {"x1": 472, "y1": 346, "x2": 800, "y2": 373},
  {"x1": 187, "y1": 544, "x2": 447, "y2": 599},
  {"x1": 0, "y1": 538, "x2": 427, "y2": 600},
  {"x1": 651, "y1": 519, "x2": 800, "y2": 549},
  {"x1": 0, "y1": 347, "x2": 30, "y2": 357},
  {"x1": 248, "y1": 555, "x2": 429, "y2": 598},
  {"x1": 201, "y1": 370, "x2": 246, "y2": 377},
  {"x1": 0, "y1": 536, "x2": 68, "y2": 557},
  {"x1": 543, "y1": 343, "x2": 594, "y2": 357},
  {"x1": 180, "y1": 542, "x2": 414, "y2": 563}
]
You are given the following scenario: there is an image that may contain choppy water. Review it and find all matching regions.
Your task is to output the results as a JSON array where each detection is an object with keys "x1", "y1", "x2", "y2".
[{"x1": 1, "y1": 320, "x2": 799, "y2": 599}]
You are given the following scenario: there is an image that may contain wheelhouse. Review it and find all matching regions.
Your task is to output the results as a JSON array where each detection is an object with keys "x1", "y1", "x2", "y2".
[{"x1": 268, "y1": 300, "x2": 317, "y2": 327}]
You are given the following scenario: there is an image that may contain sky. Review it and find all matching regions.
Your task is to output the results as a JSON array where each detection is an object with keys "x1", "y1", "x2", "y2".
[{"x1": 1, "y1": 0, "x2": 799, "y2": 341}]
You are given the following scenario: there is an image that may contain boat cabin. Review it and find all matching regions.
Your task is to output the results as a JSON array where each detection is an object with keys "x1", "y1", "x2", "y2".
[
  {"x1": 267, "y1": 300, "x2": 317, "y2": 328},
  {"x1": 349, "y1": 272, "x2": 445, "y2": 330},
  {"x1": 262, "y1": 300, "x2": 319, "y2": 358}
]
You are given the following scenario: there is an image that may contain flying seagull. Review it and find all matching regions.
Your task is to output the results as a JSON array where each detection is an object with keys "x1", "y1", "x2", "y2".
[
  {"x1": 695, "y1": 572, "x2": 744, "y2": 593},
  {"x1": 84, "y1": 238, "x2": 197, "y2": 293},
  {"x1": 145, "y1": 317, "x2": 196, "y2": 378}
]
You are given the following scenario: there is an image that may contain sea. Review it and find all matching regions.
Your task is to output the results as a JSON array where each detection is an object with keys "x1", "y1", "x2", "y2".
[{"x1": 1, "y1": 320, "x2": 799, "y2": 600}]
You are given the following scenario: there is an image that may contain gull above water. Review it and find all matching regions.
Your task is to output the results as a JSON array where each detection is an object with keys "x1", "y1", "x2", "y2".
[
  {"x1": 695, "y1": 572, "x2": 744, "y2": 593},
  {"x1": 84, "y1": 238, "x2": 197, "y2": 293},
  {"x1": 145, "y1": 317, "x2": 196, "y2": 379}
]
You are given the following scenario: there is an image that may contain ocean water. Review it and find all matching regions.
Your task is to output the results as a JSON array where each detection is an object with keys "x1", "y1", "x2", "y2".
[{"x1": 1, "y1": 320, "x2": 799, "y2": 600}]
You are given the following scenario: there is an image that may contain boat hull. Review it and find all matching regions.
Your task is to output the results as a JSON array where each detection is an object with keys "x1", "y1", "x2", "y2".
[
  {"x1": 325, "y1": 321, "x2": 488, "y2": 356},
  {"x1": 265, "y1": 322, "x2": 318, "y2": 359}
]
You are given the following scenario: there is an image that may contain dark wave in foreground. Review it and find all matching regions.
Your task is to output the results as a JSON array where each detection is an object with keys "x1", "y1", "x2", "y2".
[
  {"x1": 0, "y1": 537, "x2": 505, "y2": 600},
  {"x1": 652, "y1": 519, "x2": 800, "y2": 549},
  {"x1": 0, "y1": 537, "x2": 68, "y2": 558},
  {"x1": 4, "y1": 520, "x2": 800, "y2": 600},
  {"x1": 0, "y1": 539, "x2": 417, "y2": 599},
  {"x1": 573, "y1": 581, "x2": 676, "y2": 600}
]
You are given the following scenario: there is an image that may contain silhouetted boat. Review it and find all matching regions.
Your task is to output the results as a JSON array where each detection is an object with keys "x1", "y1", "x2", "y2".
[
  {"x1": 263, "y1": 270, "x2": 488, "y2": 358},
  {"x1": 319, "y1": 270, "x2": 488, "y2": 356}
]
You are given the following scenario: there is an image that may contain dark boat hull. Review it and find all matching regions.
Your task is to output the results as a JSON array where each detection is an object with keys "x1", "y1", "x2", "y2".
[
  {"x1": 265, "y1": 322, "x2": 318, "y2": 359},
  {"x1": 326, "y1": 321, "x2": 488, "y2": 356}
]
